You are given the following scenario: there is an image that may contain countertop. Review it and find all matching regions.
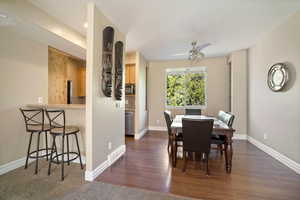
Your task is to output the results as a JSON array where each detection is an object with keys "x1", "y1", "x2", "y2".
[
  {"x1": 125, "y1": 108, "x2": 135, "y2": 112},
  {"x1": 27, "y1": 104, "x2": 85, "y2": 110}
]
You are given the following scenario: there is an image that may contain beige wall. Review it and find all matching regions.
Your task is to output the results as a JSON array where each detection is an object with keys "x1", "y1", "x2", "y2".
[
  {"x1": 135, "y1": 52, "x2": 148, "y2": 137},
  {"x1": 148, "y1": 57, "x2": 230, "y2": 128},
  {"x1": 86, "y1": 3, "x2": 126, "y2": 171},
  {"x1": 248, "y1": 11, "x2": 300, "y2": 163},
  {"x1": 230, "y1": 50, "x2": 248, "y2": 136},
  {"x1": 0, "y1": 28, "x2": 48, "y2": 165}
]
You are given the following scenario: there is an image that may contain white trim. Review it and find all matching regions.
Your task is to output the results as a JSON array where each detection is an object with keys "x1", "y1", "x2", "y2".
[
  {"x1": 248, "y1": 136, "x2": 300, "y2": 174},
  {"x1": 0, "y1": 157, "x2": 34, "y2": 176},
  {"x1": 85, "y1": 144, "x2": 126, "y2": 181},
  {"x1": 134, "y1": 128, "x2": 148, "y2": 140},
  {"x1": 166, "y1": 66, "x2": 207, "y2": 73},
  {"x1": 233, "y1": 133, "x2": 247, "y2": 140},
  {"x1": 148, "y1": 126, "x2": 167, "y2": 131},
  {"x1": 85, "y1": 159, "x2": 109, "y2": 182},
  {"x1": 0, "y1": 152, "x2": 86, "y2": 176},
  {"x1": 107, "y1": 145, "x2": 126, "y2": 165}
]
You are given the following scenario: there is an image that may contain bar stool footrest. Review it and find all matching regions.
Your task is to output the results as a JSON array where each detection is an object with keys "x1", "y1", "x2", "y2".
[
  {"x1": 50, "y1": 152, "x2": 80, "y2": 164},
  {"x1": 28, "y1": 148, "x2": 54, "y2": 159}
]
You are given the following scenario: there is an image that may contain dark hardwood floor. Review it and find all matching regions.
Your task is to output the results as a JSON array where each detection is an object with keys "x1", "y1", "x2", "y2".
[{"x1": 97, "y1": 131, "x2": 300, "y2": 200}]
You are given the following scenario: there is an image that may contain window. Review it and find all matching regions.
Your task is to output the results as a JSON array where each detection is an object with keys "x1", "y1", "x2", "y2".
[{"x1": 166, "y1": 67, "x2": 207, "y2": 108}]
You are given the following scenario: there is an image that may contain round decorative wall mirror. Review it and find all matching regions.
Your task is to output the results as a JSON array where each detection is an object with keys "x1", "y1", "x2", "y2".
[{"x1": 267, "y1": 63, "x2": 289, "y2": 92}]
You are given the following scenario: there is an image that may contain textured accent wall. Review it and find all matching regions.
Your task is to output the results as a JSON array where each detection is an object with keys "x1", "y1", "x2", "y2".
[{"x1": 48, "y1": 47, "x2": 86, "y2": 104}]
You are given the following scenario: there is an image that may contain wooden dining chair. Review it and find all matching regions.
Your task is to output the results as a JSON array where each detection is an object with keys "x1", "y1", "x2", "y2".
[
  {"x1": 185, "y1": 109, "x2": 202, "y2": 115},
  {"x1": 182, "y1": 118, "x2": 214, "y2": 175},
  {"x1": 163, "y1": 111, "x2": 183, "y2": 162},
  {"x1": 211, "y1": 111, "x2": 235, "y2": 156}
]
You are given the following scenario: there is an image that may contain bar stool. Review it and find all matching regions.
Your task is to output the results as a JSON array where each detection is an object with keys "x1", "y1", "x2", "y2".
[
  {"x1": 19, "y1": 108, "x2": 52, "y2": 174},
  {"x1": 45, "y1": 109, "x2": 83, "y2": 181}
]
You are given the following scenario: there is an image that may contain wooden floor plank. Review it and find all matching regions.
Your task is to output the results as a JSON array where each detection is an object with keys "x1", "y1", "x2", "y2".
[{"x1": 97, "y1": 131, "x2": 300, "y2": 200}]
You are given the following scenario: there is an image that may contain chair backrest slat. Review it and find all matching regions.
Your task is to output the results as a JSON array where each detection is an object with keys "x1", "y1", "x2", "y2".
[
  {"x1": 185, "y1": 109, "x2": 201, "y2": 115},
  {"x1": 182, "y1": 119, "x2": 214, "y2": 153},
  {"x1": 217, "y1": 111, "x2": 235, "y2": 128},
  {"x1": 163, "y1": 110, "x2": 173, "y2": 136},
  {"x1": 45, "y1": 109, "x2": 66, "y2": 133},
  {"x1": 20, "y1": 108, "x2": 44, "y2": 131}
]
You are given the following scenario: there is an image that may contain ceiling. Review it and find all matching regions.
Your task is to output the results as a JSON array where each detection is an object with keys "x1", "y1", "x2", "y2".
[
  {"x1": 29, "y1": 0, "x2": 300, "y2": 60},
  {"x1": 0, "y1": 7, "x2": 85, "y2": 59}
]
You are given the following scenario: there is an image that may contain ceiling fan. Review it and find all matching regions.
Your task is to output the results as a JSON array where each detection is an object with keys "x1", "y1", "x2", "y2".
[
  {"x1": 172, "y1": 41, "x2": 211, "y2": 61},
  {"x1": 188, "y1": 41, "x2": 210, "y2": 61}
]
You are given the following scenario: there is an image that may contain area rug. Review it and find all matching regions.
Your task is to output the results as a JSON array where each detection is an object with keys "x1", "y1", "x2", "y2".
[{"x1": 56, "y1": 182, "x2": 197, "y2": 200}]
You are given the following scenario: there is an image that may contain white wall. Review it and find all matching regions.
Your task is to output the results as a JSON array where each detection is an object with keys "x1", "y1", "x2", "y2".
[
  {"x1": 0, "y1": 28, "x2": 48, "y2": 165},
  {"x1": 85, "y1": 3, "x2": 126, "y2": 174},
  {"x1": 148, "y1": 57, "x2": 230, "y2": 128},
  {"x1": 248, "y1": 11, "x2": 300, "y2": 163}
]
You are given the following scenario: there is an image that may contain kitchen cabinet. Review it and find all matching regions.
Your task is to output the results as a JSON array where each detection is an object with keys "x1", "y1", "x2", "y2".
[
  {"x1": 78, "y1": 66, "x2": 86, "y2": 97},
  {"x1": 125, "y1": 64, "x2": 135, "y2": 84}
]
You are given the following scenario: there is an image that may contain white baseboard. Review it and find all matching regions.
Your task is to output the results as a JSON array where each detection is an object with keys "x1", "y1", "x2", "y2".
[
  {"x1": 148, "y1": 126, "x2": 167, "y2": 131},
  {"x1": 233, "y1": 133, "x2": 247, "y2": 140},
  {"x1": 85, "y1": 144, "x2": 126, "y2": 181},
  {"x1": 107, "y1": 145, "x2": 126, "y2": 165},
  {"x1": 134, "y1": 128, "x2": 148, "y2": 140},
  {"x1": 0, "y1": 150, "x2": 85, "y2": 176},
  {"x1": 0, "y1": 157, "x2": 34, "y2": 176},
  {"x1": 248, "y1": 136, "x2": 300, "y2": 174},
  {"x1": 85, "y1": 159, "x2": 109, "y2": 182}
]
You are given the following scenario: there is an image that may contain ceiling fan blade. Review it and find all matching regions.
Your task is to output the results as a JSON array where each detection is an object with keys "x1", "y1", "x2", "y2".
[
  {"x1": 172, "y1": 53, "x2": 187, "y2": 56},
  {"x1": 196, "y1": 43, "x2": 211, "y2": 51}
]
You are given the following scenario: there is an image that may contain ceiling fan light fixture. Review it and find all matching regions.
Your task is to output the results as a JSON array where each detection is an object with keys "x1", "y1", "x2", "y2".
[
  {"x1": 188, "y1": 41, "x2": 209, "y2": 61},
  {"x1": 0, "y1": 13, "x2": 7, "y2": 18}
]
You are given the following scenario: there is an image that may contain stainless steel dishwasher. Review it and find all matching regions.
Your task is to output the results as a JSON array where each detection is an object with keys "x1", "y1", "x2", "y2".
[{"x1": 125, "y1": 111, "x2": 134, "y2": 136}]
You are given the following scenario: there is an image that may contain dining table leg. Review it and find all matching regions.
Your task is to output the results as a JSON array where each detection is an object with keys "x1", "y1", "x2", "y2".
[{"x1": 225, "y1": 136, "x2": 233, "y2": 173}]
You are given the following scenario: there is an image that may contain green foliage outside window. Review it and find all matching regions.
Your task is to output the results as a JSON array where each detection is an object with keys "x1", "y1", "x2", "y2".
[{"x1": 166, "y1": 72, "x2": 206, "y2": 107}]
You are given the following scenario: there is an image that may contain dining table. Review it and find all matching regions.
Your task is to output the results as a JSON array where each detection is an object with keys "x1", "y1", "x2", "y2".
[{"x1": 170, "y1": 115, "x2": 235, "y2": 173}]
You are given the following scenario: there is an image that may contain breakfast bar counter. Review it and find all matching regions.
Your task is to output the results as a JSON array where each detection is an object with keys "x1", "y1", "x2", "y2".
[
  {"x1": 26, "y1": 104, "x2": 86, "y2": 159},
  {"x1": 27, "y1": 104, "x2": 85, "y2": 110}
]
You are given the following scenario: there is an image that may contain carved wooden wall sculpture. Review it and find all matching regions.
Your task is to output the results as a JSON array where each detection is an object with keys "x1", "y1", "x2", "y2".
[
  {"x1": 114, "y1": 41, "x2": 124, "y2": 100},
  {"x1": 101, "y1": 26, "x2": 114, "y2": 97}
]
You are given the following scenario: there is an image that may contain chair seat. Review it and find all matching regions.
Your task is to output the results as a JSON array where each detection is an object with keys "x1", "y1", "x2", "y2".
[
  {"x1": 27, "y1": 124, "x2": 50, "y2": 132},
  {"x1": 211, "y1": 138, "x2": 225, "y2": 145},
  {"x1": 51, "y1": 126, "x2": 80, "y2": 135},
  {"x1": 175, "y1": 132, "x2": 183, "y2": 141}
]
